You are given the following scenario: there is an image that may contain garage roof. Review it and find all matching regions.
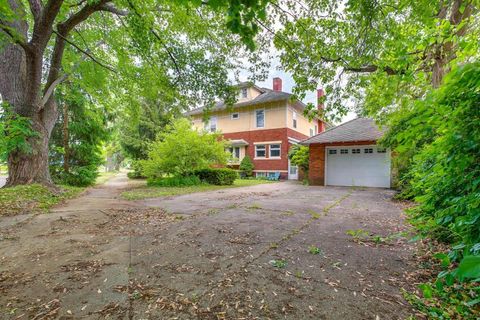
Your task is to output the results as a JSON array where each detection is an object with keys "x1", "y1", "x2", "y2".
[{"x1": 300, "y1": 118, "x2": 385, "y2": 145}]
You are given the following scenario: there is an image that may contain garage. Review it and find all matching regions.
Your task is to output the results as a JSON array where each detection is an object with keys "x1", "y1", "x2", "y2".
[
  {"x1": 325, "y1": 145, "x2": 391, "y2": 187},
  {"x1": 301, "y1": 118, "x2": 391, "y2": 188}
]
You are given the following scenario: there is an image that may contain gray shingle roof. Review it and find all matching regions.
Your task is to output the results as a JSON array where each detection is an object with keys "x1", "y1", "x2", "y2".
[
  {"x1": 185, "y1": 88, "x2": 302, "y2": 116},
  {"x1": 300, "y1": 118, "x2": 385, "y2": 145}
]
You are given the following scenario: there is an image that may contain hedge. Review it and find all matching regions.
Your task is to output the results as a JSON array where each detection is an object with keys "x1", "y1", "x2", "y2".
[{"x1": 193, "y1": 168, "x2": 238, "y2": 185}]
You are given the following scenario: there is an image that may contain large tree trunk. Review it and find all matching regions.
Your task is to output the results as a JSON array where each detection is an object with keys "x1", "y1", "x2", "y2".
[{"x1": 6, "y1": 118, "x2": 52, "y2": 186}]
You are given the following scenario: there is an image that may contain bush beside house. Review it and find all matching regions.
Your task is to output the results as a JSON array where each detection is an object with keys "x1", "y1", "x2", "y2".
[
  {"x1": 141, "y1": 118, "x2": 236, "y2": 186},
  {"x1": 194, "y1": 168, "x2": 238, "y2": 185},
  {"x1": 239, "y1": 155, "x2": 254, "y2": 178}
]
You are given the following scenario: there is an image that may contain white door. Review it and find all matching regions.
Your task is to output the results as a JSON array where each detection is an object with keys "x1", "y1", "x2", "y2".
[
  {"x1": 326, "y1": 146, "x2": 391, "y2": 188},
  {"x1": 288, "y1": 159, "x2": 298, "y2": 180}
]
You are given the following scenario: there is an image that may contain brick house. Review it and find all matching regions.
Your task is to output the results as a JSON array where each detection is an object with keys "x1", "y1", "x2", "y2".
[
  {"x1": 300, "y1": 118, "x2": 391, "y2": 188},
  {"x1": 186, "y1": 78, "x2": 326, "y2": 179}
]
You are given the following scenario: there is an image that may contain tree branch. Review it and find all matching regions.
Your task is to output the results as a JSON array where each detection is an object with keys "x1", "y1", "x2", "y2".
[
  {"x1": 0, "y1": 22, "x2": 30, "y2": 51},
  {"x1": 52, "y1": 29, "x2": 117, "y2": 73},
  {"x1": 28, "y1": 0, "x2": 42, "y2": 22},
  {"x1": 344, "y1": 65, "x2": 398, "y2": 75},
  {"x1": 40, "y1": 73, "x2": 68, "y2": 106},
  {"x1": 99, "y1": 3, "x2": 128, "y2": 16}
]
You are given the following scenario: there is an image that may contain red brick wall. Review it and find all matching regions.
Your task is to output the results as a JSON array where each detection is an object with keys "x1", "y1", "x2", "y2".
[
  {"x1": 308, "y1": 140, "x2": 377, "y2": 185},
  {"x1": 222, "y1": 128, "x2": 309, "y2": 179}
]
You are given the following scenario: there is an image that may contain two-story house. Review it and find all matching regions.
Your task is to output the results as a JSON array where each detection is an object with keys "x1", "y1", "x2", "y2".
[{"x1": 187, "y1": 78, "x2": 326, "y2": 179}]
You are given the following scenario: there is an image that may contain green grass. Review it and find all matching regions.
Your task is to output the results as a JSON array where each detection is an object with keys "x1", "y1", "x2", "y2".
[
  {"x1": 0, "y1": 184, "x2": 83, "y2": 217},
  {"x1": 121, "y1": 179, "x2": 277, "y2": 200}
]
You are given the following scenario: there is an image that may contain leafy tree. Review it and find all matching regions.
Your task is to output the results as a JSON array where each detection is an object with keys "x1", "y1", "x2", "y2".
[
  {"x1": 119, "y1": 100, "x2": 178, "y2": 161},
  {"x1": 288, "y1": 145, "x2": 309, "y2": 175},
  {"x1": 391, "y1": 62, "x2": 480, "y2": 319},
  {"x1": 389, "y1": 63, "x2": 480, "y2": 249},
  {"x1": 271, "y1": 0, "x2": 478, "y2": 121},
  {"x1": 141, "y1": 118, "x2": 228, "y2": 178},
  {"x1": 239, "y1": 155, "x2": 254, "y2": 177},
  {"x1": 49, "y1": 85, "x2": 108, "y2": 186},
  {"x1": 0, "y1": 0, "x2": 269, "y2": 187}
]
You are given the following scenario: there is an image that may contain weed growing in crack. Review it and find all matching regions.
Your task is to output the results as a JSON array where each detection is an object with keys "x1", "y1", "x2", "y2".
[
  {"x1": 270, "y1": 259, "x2": 287, "y2": 268},
  {"x1": 270, "y1": 242, "x2": 279, "y2": 249},
  {"x1": 207, "y1": 208, "x2": 220, "y2": 215},
  {"x1": 294, "y1": 270, "x2": 304, "y2": 278},
  {"x1": 226, "y1": 203, "x2": 239, "y2": 209},
  {"x1": 308, "y1": 245, "x2": 322, "y2": 255},
  {"x1": 307, "y1": 209, "x2": 321, "y2": 219},
  {"x1": 248, "y1": 203, "x2": 262, "y2": 210},
  {"x1": 282, "y1": 210, "x2": 294, "y2": 216}
]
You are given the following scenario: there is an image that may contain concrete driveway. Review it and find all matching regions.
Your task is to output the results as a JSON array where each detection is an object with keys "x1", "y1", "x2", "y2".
[{"x1": 0, "y1": 178, "x2": 415, "y2": 319}]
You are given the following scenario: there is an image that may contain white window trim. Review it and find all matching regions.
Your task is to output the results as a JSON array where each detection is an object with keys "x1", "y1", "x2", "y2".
[
  {"x1": 255, "y1": 108, "x2": 265, "y2": 128},
  {"x1": 231, "y1": 112, "x2": 240, "y2": 120},
  {"x1": 255, "y1": 144, "x2": 266, "y2": 159},
  {"x1": 269, "y1": 144, "x2": 281, "y2": 159},
  {"x1": 254, "y1": 140, "x2": 282, "y2": 145}
]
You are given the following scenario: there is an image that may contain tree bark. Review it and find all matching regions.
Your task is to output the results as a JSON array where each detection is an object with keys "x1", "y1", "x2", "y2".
[
  {"x1": 62, "y1": 103, "x2": 69, "y2": 173},
  {"x1": 6, "y1": 116, "x2": 53, "y2": 186}
]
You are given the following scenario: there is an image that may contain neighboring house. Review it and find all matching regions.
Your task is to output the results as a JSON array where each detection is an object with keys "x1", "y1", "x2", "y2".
[
  {"x1": 187, "y1": 78, "x2": 326, "y2": 179},
  {"x1": 301, "y1": 118, "x2": 391, "y2": 188}
]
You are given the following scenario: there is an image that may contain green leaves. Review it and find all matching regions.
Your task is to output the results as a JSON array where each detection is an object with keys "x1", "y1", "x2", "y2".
[
  {"x1": 456, "y1": 256, "x2": 480, "y2": 281},
  {"x1": 141, "y1": 118, "x2": 229, "y2": 178},
  {"x1": 0, "y1": 103, "x2": 38, "y2": 162}
]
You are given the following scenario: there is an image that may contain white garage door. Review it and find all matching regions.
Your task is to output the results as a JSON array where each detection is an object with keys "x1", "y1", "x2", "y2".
[{"x1": 326, "y1": 146, "x2": 391, "y2": 188}]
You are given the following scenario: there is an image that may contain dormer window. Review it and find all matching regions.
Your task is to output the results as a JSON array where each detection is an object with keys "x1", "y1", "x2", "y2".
[{"x1": 241, "y1": 88, "x2": 248, "y2": 98}]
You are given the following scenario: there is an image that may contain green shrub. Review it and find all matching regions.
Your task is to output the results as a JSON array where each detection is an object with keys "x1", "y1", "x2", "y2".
[
  {"x1": 239, "y1": 155, "x2": 254, "y2": 177},
  {"x1": 147, "y1": 175, "x2": 202, "y2": 187},
  {"x1": 58, "y1": 166, "x2": 99, "y2": 187},
  {"x1": 194, "y1": 168, "x2": 238, "y2": 185},
  {"x1": 127, "y1": 161, "x2": 146, "y2": 179},
  {"x1": 142, "y1": 119, "x2": 228, "y2": 178}
]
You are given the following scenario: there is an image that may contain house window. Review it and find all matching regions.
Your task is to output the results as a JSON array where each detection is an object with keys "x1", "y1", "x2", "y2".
[
  {"x1": 328, "y1": 149, "x2": 337, "y2": 155},
  {"x1": 377, "y1": 148, "x2": 387, "y2": 153},
  {"x1": 268, "y1": 172, "x2": 278, "y2": 178},
  {"x1": 228, "y1": 147, "x2": 240, "y2": 159},
  {"x1": 314, "y1": 125, "x2": 318, "y2": 135},
  {"x1": 256, "y1": 172, "x2": 267, "y2": 178},
  {"x1": 255, "y1": 109, "x2": 265, "y2": 128},
  {"x1": 293, "y1": 111, "x2": 297, "y2": 128},
  {"x1": 255, "y1": 144, "x2": 266, "y2": 158},
  {"x1": 364, "y1": 148, "x2": 373, "y2": 154},
  {"x1": 269, "y1": 144, "x2": 281, "y2": 158},
  {"x1": 241, "y1": 88, "x2": 248, "y2": 98},
  {"x1": 340, "y1": 149, "x2": 348, "y2": 154},
  {"x1": 309, "y1": 128, "x2": 314, "y2": 137},
  {"x1": 206, "y1": 116, "x2": 217, "y2": 132},
  {"x1": 352, "y1": 149, "x2": 361, "y2": 154},
  {"x1": 231, "y1": 112, "x2": 239, "y2": 120}
]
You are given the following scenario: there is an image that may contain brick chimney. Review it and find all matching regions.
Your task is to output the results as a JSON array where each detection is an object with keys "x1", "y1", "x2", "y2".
[
  {"x1": 317, "y1": 88, "x2": 325, "y2": 132},
  {"x1": 273, "y1": 77, "x2": 282, "y2": 92}
]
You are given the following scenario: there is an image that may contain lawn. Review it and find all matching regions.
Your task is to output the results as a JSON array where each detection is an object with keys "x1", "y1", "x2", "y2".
[
  {"x1": 0, "y1": 184, "x2": 84, "y2": 217},
  {"x1": 121, "y1": 179, "x2": 278, "y2": 200}
]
